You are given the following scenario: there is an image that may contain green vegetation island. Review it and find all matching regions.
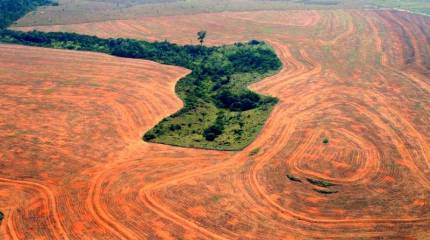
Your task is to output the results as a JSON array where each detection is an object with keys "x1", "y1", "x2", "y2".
[{"x1": 0, "y1": 0, "x2": 282, "y2": 150}]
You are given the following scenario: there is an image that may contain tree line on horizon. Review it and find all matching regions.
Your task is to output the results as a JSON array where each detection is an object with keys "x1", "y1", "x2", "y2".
[{"x1": 0, "y1": 0, "x2": 57, "y2": 29}]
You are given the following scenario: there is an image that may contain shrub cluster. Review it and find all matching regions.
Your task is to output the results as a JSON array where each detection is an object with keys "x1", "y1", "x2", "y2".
[
  {"x1": 203, "y1": 112, "x2": 226, "y2": 141},
  {"x1": 216, "y1": 90, "x2": 260, "y2": 111}
]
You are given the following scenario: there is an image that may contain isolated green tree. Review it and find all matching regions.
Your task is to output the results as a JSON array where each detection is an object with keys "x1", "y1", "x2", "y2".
[
  {"x1": 322, "y1": 137, "x2": 329, "y2": 144},
  {"x1": 197, "y1": 31, "x2": 207, "y2": 46}
]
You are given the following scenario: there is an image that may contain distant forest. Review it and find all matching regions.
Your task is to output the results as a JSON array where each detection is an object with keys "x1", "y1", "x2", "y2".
[{"x1": 0, "y1": 0, "x2": 55, "y2": 29}]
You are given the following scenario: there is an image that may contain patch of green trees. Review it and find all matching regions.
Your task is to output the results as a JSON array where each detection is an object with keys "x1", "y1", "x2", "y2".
[{"x1": 0, "y1": 27, "x2": 281, "y2": 150}]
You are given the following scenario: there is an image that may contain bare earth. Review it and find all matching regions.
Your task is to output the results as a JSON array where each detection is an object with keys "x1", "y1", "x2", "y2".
[{"x1": 2, "y1": 9, "x2": 430, "y2": 239}]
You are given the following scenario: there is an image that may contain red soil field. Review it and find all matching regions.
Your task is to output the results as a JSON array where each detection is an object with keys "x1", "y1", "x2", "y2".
[{"x1": 3, "y1": 9, "x2": 430, "y2": 239}]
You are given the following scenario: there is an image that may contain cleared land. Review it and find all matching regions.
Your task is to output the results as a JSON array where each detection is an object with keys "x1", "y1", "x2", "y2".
[
  {"x1": 2, "y1": 8, "x2": 430, "y2": 239},
  {"x1": 12, "y1": 0, "x2": 430, "y2": 27}
]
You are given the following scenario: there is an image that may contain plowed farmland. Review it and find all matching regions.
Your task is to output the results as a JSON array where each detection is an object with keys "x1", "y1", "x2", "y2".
[{"x1": 2, "y1": 9, "x2": 430, "y2": 239}]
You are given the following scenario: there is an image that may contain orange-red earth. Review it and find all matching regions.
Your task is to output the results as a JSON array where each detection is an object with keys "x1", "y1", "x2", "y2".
[{"x1": 2, "y1": 9, "x2": 430, "y2": 239}]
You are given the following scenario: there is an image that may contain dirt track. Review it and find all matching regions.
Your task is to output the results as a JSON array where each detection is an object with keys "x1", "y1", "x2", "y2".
[{"x1": 2, "y1": 9, "x2": 430, "y2": 239}]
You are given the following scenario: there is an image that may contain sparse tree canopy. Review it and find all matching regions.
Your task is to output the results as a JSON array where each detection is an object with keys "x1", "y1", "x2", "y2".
[{"x1": 197, "y1": 31, "x2": 207, "y2": 45}]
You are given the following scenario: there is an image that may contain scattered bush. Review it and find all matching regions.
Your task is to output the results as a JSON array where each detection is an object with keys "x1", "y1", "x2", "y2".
[
  {"x1": 210, "y1": 195, "x2": 222, "y2": 203},
  {"x1": 249, "y1": 147, "x2": 260, "y2": 156},
  {"x1": 322, "y1": 137, "x2": 329, "y2": 144},
  {"x1": 313, "y1": 188, "x2": 338, "y2": 194},
  {"x1": 248, "y1": 39, "x2": 263, "y2": 45},
  {"x1": 287, "y1": 174, "x2": 302, "y2": 182},
  {"x1": 169, "y1": 124, "x2": 181, "y2": 131},
  {"x1": 203, "y1": 112, "x2": 226, "y2": 141},
  {"x1": 203, "y1": 127, "x2": 221, "y2": 141},
  {"x1": 307, "y1": 178, "x2": 335, "y2": 187},
  {"x1": 143, "y1": 133, "x2": 156, "y2": 141}
]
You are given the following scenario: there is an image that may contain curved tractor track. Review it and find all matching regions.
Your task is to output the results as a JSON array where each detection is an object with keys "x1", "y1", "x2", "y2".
[{"x1": 1, "y1": 9, "x2": 430, "y2": 239}]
